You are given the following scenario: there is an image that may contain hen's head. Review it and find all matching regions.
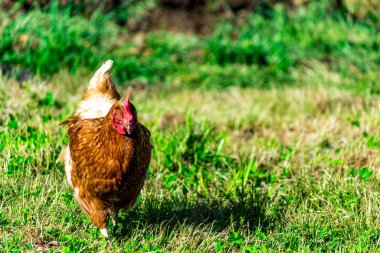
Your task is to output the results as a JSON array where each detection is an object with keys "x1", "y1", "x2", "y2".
[{"x1": 111, "y1": 92, "x2": 137, "y2": 135}]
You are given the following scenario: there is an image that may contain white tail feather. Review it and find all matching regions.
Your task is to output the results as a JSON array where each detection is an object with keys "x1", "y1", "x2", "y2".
[{"x1": 88, "y1": 60, "x2": 113, "y2": 90}]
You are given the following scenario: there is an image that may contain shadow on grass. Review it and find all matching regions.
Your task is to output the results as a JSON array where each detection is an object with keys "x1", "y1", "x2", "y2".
[{"x1": 115, "y1": 191, "x2": 284, "y2": 238}]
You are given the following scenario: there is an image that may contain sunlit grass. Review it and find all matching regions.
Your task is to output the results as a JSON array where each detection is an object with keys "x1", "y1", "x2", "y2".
[{"x1": 1, "y1": 71, "x2": 380, "y2": 251}]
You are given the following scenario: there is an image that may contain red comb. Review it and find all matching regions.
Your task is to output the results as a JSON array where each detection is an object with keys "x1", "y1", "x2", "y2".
[{"x1": 125, "y1": 91, "x2": 131, "y2": 109}]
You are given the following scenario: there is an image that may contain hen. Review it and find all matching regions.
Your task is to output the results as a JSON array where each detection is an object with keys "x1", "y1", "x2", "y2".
[{"x1": 60, "y1": 60, "x2": 152, "y2": 239}]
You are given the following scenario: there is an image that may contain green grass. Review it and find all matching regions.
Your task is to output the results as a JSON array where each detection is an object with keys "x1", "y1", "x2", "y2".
[
  {"x1": 1, "y1": 70, "x2": 380, "y2": 251},
  {"x1": 0, "y1": 9, "x2": 118, "y2": 77},
  {"x1": 2, "y1": 0, "x2": 380, "y2": 252}
]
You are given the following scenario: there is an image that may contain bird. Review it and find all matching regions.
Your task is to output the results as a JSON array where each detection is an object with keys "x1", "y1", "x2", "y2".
[{"x1": 60, "y1": 60, "x2": 152, "y2": 239}]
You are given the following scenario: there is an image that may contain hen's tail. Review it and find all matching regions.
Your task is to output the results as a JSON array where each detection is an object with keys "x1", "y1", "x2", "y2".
[
  {"x1": 88, "y1": 60, "x2": 115, "y2": 91},
  {"x1": 75, "y1": 59, "x2": 121, "y2": 119}
]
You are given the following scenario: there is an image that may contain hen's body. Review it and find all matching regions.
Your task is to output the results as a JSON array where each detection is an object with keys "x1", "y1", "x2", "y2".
[
  {"x1": 61, "y1": 60, "x2": 151, "y2": 238},
  {"x1": 64, "y1": 113, "x2": 151, "y2": 233}
]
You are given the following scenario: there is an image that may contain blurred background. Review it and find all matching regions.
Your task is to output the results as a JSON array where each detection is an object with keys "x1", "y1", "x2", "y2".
[
  {"x1": 2, "y1": 0, "x2": 380, "y2": 252},
  {"x1": 1, "y1": 0, "x2": 380, "y2": 91}
]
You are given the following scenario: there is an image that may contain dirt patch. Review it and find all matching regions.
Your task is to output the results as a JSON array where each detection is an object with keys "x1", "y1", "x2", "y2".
[
  {"x1": 128, "y1": 0, "x2": 329, "y2": 35},
  {"x1": 158, "y1": 0, "x2": 251, "y2": 33}
]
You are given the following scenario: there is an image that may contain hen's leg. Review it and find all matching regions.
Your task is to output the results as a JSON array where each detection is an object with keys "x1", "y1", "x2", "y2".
[
  {"x1": 101, "y1": 227, "x2": 112, "y2": 246},
  {"x1": 112, "y1": 209, "x2": 119, "y2": 232},
  {"x1": 100, "y1": 227, "x2": 109, "y2": 238}
]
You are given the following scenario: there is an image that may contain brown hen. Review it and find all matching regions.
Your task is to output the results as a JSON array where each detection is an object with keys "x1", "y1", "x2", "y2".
[{"x1": 60, "y1": 60, "x2": 152, "y2": 239}]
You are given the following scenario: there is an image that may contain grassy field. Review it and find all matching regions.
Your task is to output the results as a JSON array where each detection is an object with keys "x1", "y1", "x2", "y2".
[
  {"x1": 2, "y1": 70, "x2": 380, "y2": 252},
  {"x1": 1, "y1": 1, "x2": 380, "y2": 252}
]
